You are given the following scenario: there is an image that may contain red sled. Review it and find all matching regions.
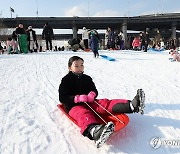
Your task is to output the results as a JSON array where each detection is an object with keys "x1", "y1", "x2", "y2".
[{"x1": 57, "y1": 104, "x2": 129, "y2": 132}]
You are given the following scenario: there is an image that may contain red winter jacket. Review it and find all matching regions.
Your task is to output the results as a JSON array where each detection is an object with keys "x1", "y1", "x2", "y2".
[{"x1": 132, "y1": 38, "x2": 141, "y2": 48}]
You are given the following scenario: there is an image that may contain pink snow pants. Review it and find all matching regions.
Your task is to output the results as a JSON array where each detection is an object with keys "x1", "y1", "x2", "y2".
[{"x1": 69, "y1": 98, "x2": 128, "y2": 134}]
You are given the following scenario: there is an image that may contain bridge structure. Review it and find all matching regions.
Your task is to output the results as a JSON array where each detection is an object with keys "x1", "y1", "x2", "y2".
[{"x1": 1, "y1": 13, "x2": 180, "y2": 44}]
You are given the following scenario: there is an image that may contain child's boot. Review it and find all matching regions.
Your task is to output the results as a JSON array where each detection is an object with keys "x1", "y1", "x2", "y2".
[
  {"x1": 90, "y1": 122, "x2": 114, "y2": 148},
  {"x1": 131, "y1": 89, "x2": 145, "y2": 114}
]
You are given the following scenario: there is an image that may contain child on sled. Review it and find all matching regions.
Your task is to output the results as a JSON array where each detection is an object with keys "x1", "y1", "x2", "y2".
[{"x1": 58, "y1": 56, "x2": 145, "y2": 148}]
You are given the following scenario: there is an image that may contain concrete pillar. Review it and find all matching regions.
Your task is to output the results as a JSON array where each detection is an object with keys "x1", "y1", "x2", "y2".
[
  {"x1": 122, "y1": 22, "x2": 127, "y2": 48},
  {"x1": 72, "y1": 26, "x2": 78, "y2": 38},
  {"x1": 171, "y1": 22, "x2": 176, "y2": 39}
]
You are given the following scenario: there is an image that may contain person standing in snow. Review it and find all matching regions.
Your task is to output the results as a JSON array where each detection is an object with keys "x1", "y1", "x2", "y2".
[
  {"x1": 104, "y1": 29, "x2": 109, "y2": 49},
  {"x1": 42, "y1": 22, "x2": 54, "y2": 51},
  {"x1": 118, "y1": 31, "x2": 125, "y2": 50},
  {"x1": 139, "y1": 32, "x2": 145, "y2": 50},
  {"x1": 106, "y1": 27, "x2": 115, "y2": 50},
  {"x1": 15, "y1": 23, "x2": 26, "y2": 35},
  {"x1": 144, "y1": 31, "x2": 150, "y2": 52},
  {"x1": 154, "y1": 30, "x2": 162, "y2": 47},
  {"x1": 89, "y1": 30, "x2": 100, "y2": 58},
  {"x1": 82, "y1": 27, "x2": 89, "y2": 51},
  {"x1": 26, "y1": 26, "x2": 38, "y2": 52},
  {"x1": 59, "y1": 56, "x2": 145, "y2": 148},
  {"x1": 15, "y1": 23, "x2": 28, "y2": 53}
]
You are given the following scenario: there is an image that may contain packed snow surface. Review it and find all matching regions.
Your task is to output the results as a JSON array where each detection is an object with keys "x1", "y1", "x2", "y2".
[{"x1": 0, "y1": 50, "x2": 180, "y2": 154}]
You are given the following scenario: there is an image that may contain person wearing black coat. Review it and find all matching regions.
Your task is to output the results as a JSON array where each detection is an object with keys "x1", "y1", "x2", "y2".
[
  {"x1": 15, "y1": 23, "x2": 26, "y2": 35},
  {"x1": 58, "y1": 56, "x2": 145, "y2": 147},
  {"x1": 12, "y1": 30, "x2": 17, "y2": 41},
  {"x1": 59, "y1": 71, "x2": 98, "y2": 112},
  {"x1": 68, "y1": 37, "x2": 84, "y2": 51},
  {"x1": 139, "y1": 32, "x2": 145, "y2": 50},
  {"x1": 26, "y1": 26, "x2": 38, "y2": 52},
  {"x1": 42, "y1": 22, "x2": 54, "y2": 51},
  {"x1": 15, "y1": 23, "x2": 28, "y2": 53},
  {"x1": 144, "y1": 31, "x2": 150, "y2": 52}
]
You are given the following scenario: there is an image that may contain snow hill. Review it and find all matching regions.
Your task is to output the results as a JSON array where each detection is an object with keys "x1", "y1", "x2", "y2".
[{"x1": 0, "y1": 50, "x2": 180, "y2": 154}]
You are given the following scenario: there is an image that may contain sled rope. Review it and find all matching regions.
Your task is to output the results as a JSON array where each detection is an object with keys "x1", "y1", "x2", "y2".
[
  {"x1": 84, "y1": 102, "x2": 108, "y2": 124},
  {"x1": 94, "y1": 100, "x2": 125, "y2": 125}
]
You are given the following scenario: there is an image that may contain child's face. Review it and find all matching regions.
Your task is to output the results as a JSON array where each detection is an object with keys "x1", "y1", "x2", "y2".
[{"x1": 69, "y1": 59, "x2": 84, "y2": 74}]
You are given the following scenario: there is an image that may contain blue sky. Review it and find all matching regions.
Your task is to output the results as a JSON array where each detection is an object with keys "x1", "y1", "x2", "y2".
[{"x1": 0, "y1": 0, "x2": 180, "y2": 18}]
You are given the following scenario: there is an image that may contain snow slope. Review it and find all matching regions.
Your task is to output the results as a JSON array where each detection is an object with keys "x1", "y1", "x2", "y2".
[{"x1": 0, "y1": 50, "x2": 180, "y2": 154}]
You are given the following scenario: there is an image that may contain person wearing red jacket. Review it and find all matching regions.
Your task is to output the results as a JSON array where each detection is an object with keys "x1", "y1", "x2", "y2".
[
  {"x1": 59, "y1": 56, "x2": 145, "y2": 147},
  {"x1": 132, "y1": 36, "x2": 141, "y2": 50}
]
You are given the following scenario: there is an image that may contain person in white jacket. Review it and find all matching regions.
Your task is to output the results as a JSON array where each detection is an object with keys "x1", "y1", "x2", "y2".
[{"x1": 82, "y1": 27, "x2": 89, "y2": 50}]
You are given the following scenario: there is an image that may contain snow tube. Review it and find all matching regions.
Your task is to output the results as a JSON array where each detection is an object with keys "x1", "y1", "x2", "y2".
[
  {"x1": 57, "y1": 104, "x2": 129, "y2": 132},
  {"x1": 149, "y1": 48, "x2": 165, "y2": 52}
]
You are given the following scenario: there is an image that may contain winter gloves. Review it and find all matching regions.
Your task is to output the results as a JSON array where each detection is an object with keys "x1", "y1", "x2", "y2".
[
  {"x1": 74, "y1": 91, "x2": 96, "y2": 103},
  {"x1": 74, "y1": 95, "x2": 87, "y2": 103},
  {"x1": 87, "y1": 91, "x2": 96, "y2": 102}
]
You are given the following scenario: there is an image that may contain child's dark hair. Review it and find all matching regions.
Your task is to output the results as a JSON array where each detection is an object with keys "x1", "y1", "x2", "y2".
[{"x1": 68, "y1": 56, "x2": 84, "y2": 67}]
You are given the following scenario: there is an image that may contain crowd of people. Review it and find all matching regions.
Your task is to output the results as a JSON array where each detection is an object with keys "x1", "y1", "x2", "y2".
[
  {"x1": 104, "y1": 28, "x2": 180, "y2": 52},
  {"x1": 68, "y1": 27, "x2": 100, "y2": 58},
  {"x1": 0, "y1": 25, "x2": 180, "y2": 61},
  {"x1": 105, "y1": 27, "x2": 125, "y2": 50},
  {"x1": 0, "y1": 22, "x2": 54, "y2": 54}
]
